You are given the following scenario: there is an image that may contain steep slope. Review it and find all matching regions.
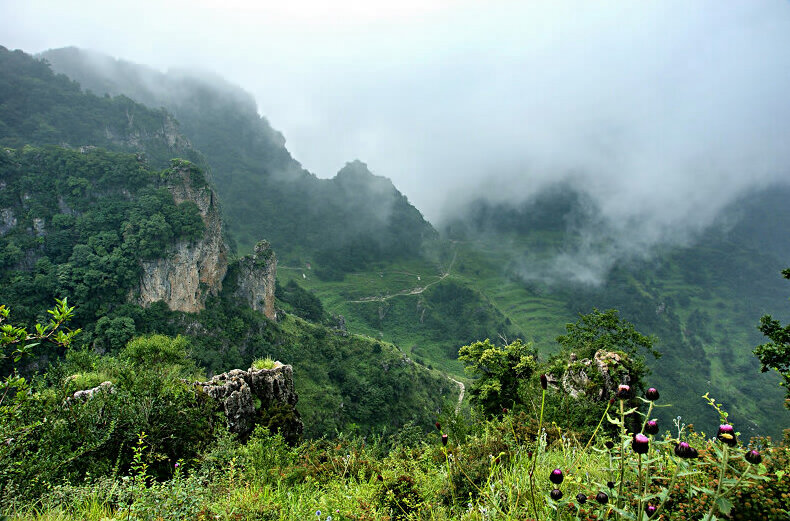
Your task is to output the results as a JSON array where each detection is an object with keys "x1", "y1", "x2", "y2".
[
  {"x1": 0, "y1": 46, "x2": 198, "y2": 168},
  {"x1": 41, "y1": 47, "x2": 436, "y2": 264}
]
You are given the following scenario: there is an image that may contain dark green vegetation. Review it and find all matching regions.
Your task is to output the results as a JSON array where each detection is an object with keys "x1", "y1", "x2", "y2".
[
  {"x1": 755, "y1": 268, "x2": 790, "y2": 409},
  {"x1": 0, "y1": 46, "x2": 198, "y2": 168}
]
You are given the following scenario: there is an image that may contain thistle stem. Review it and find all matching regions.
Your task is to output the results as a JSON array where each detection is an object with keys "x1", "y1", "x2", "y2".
[
  {"x1": 636, "y1": 453, "x2": 644, "y2": 521},
  {"x1": 616, "y1": 399, "x2": 626, "y2": 518},
  {"x1": 528, "y1": 388, "x2": 546, "y2": 521},
  {"x1": 703, "y1": 445, "x2": 729, "y2": 521}
]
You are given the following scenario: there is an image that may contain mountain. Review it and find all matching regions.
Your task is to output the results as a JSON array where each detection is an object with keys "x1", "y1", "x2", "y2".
[
  {"x1": 16, "y1": 45, "x2": 790, "y2": 436},
  {"x1": 0, "y1": 46, "x2": 456, "y2": 436},
  {"x1": 40, "y1": 47, "x2": 436, "y2": 265}
]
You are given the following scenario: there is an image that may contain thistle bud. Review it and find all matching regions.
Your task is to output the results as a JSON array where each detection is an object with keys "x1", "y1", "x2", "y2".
[
  {"x1": 633, "y1": 433, "x2": 649, "y2": 454},
  {"x1": 675, "y1": 441, "x2": 693, "y2": 458},
  {"x1": 645, "y1": 387, "x2": 660, "y2": 401},
  {"x1": 717, "y1": 424, "x2": 737, "y2": 447},
  {"x1": 575, "y1": 493, "x2": 587, "y2": 504},
  {"x1": 606, "y1": 481, "x2": 615, "y2": 489},
  {"x1": 604, "y1": 440, "x2": 614, "y2": 450},
  {"x1": 540, "y1": 374, "x2": 548, "y2": 390},
  {"x1": 595, "y1": 491, "x2": 609, "y2": 504},
  {"x1": 645, "y1": 420, "x2": 659, "y2": 435},
  {"x1": 616, "y1": 384, "x2": 631, "y2": 399},
  {"x1": 550, "y1": 488, "x2": 563, "y2": 500},
  {"x1": 435, "y1": 422, "x2": 441, "y2": 431},
  {"x1": 745, "y1": 449, "x2": 762, "y2": 465},
  {"x1": 441, "y1": 434, "x2": 448, "y2": 446},
  {"x1": 549, "y1": 468, "x2": 564, "y2": 485}
]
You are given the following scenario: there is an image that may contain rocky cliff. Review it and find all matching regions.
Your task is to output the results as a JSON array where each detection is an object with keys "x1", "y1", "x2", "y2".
[
  {"x1": 135, "y1": 162, "x2": 228, "y2": 312},
  {"x1": 196, "y1": 363, "x2": 302, "y2": 442},
  {"x1": 233, "y1": 240, "x2": 277, "y2": 320}
]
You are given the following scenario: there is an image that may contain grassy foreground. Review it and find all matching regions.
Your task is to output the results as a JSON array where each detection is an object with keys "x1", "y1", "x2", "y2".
[{"x1": 4, "y1": 399, "x2": 788, "y2": 521}]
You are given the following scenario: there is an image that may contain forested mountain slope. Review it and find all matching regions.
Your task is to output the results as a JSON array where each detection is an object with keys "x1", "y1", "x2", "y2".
[{"x1": 41, "y1": 47, "x2": 436, "y2": 265}]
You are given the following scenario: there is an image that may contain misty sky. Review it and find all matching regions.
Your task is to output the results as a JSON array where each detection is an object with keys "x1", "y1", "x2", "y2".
[{"x1": 3, "y1": 0, "x2": 790, "y2": 256}]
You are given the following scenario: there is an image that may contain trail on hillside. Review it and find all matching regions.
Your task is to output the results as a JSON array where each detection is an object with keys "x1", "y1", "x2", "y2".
[
  {"x1": 346, "y1": 249, "x2": 458, "y2": 303},
  {"x1": 449, "y1": 377, "x2": 465, "y2": 414}
]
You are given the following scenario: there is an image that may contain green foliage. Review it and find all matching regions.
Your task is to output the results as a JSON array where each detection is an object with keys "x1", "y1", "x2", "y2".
[
  {"x1": 458, "y1": 339, "x2": 536, "y2": 416},
  {"x1": 0, "y1": 146, "x2": 204, "y2": 330},
  {"x1": 275, "y1": 280, "x2": 326, "y2": 323},
  {"x1": 121, "y1": 334, "x2": 190, "y2": 368},
  {"x1": 754, "y1": 268, "x2": 790, "y2": 409},
  {"x1": 0, "y1": 46, "x2": 199, "y2": 168}
]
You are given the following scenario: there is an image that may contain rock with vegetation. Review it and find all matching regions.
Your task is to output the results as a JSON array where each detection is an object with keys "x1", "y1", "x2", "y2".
[
  {"x1": 135, "y1": 160, "x2": 228, "y2": 313},
  {"x1": 232, "y1": 240, "x2": 277, "y2": 320},
  {"x1": 196, "y1": 362, "x2": 302, "y2": 442},
  {"x1": 561, "y1": 350, "x2": 627, "y2": 401}
]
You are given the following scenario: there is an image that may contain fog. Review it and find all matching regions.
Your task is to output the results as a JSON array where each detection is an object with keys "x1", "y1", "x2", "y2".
[{"x1": 3, "y1": 0, "x2": 790, "y2": 281}]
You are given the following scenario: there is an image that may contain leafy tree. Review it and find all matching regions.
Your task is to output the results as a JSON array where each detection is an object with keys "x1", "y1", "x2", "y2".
[
  {"x1": 458, "y1": 338, "x2": 537, "y2": 416},
  {"x1": 754, "y1": 268, "x2": 790, "y2": 409},
  {"x1": 555, "y1": 308, "x2": 659, "y2": 392}
]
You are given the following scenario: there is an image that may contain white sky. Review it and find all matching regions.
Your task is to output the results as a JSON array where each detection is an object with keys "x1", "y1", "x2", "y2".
[{"x1": 3, "y1": 0, "x2": 790, "y2": 240}]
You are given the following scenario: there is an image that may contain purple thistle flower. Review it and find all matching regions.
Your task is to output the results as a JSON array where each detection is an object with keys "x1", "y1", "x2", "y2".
[
  {"x1": 441, "y1": 434, "x2": 448, "y2": 446},
  {"x1": 549, "y1": 468, "x2": 564, "y2": 485},
  {"x1": 675, "y1": 441, "x2": 693, "y2": 458},
  {"x1": 575, "y1": 493, "x2": 587, "y2": 504},
  {"x1": 633, "y1": 433, "x2": 649, "y2": 454},
  {"x1": 645, "y1": 420, "x2": 659, "y2": 435},
  {"x1": 540, "y1": 374, "x2": 548, "y2": 390},
  {"x1": 745, "y1": 449, "x2": 762, "y2": 465},
  {"x1": 646, "y1": 504, "x2": 657, "y2": 517},
  {"x1": 645, "y1": 387, "x2": 660, "y2": 401},
  {"x1": 717, "y1": 424, "x2": 737, "y2": 447},
  {"x1": 616, "y1": 384, "x2": 631, "y2": 400},
  {"x1": 550, "y1": 488, "x2": 563, "y2": 500},
  {"x1": 595, "y1": 491, "x2": 609, "y2": 504}
]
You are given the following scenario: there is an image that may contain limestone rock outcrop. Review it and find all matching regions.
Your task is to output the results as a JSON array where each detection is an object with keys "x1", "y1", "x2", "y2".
[
  {"x1": 135, "y1": 163, "x2": 228, "y2": 312},
  {"x1": 561, "y1": 350, "x2": 628, "y2": 401},
  {"x1": 196, "y1": 363, "x2": 302, "y2": 442},
  {"x1": 233, "y1": 240, "x2": 277, "y2": 320}
]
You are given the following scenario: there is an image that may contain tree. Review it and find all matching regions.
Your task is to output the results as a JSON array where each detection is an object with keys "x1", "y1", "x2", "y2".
[
  {"x1": 754, "y1": 268, "x2": 790, "y2": 409},
  {"x1": 458, "y1": 338, "x2": 536, "y2": 416},
  {"x1": 1, "y1": 298, "x2": 80, "y2": 415}
]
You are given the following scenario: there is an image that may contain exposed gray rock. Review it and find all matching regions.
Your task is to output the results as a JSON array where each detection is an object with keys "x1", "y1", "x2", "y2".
[
  {"x1": 197, "y1": 364, "x2": 302, "y2": 442},
  {"x1": 233, "y1": 240, "x2": 277, "y2": 320},
  {"x1": 0, "y1": 209, "x2": 16, "y2": 236},
  {"x1": 561, "y1": 350, "x2": 626, "y2": 401},
  {"x1": 70, "y1": 381, "x2": 114, "y2": 402},
  {"x1": 134, "y1": 164, "x2": 228, "y2": 312}
]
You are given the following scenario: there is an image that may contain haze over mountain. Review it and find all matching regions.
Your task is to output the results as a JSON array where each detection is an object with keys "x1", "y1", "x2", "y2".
[{"x1": 5, "y1": 0, "x2": 790, "y2": 282}]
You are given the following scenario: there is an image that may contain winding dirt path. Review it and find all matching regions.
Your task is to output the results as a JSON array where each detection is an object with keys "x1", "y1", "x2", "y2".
[
  {"x1": 346, "y1": 250, "x2": 458, "y2": 303},
  {"x1": 448, "y1": 377, "x2": 465, "y2": 414}
]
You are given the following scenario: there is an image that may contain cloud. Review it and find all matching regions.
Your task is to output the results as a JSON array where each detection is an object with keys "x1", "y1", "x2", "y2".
[{"x1": 3, "y1": 0, "x2": 790, "y2": 281}]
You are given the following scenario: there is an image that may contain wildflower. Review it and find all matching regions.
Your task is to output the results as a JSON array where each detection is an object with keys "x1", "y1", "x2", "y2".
[
  {"x1": 576, "y1": 493, "x2": 587, "y2": 504},
  {"x1": 745, "y1": 449, "x2": 762, "y2": 465},
  {"x1": 595, "y1": 491, "x2": 609, "y2": 504},
  {"x1": 616, "y1": 384, "x2": 631, "y2": 399},
  {"x1": 316, "y1": 511, "x2": 321, "y2": 517},
  {"x1": 646, "y1": 504, "x2": 657, "y2": 517},
  {"x1": 645, "y1": 420, "x2": 659, "y2": 435},
  {"x1": 540, "y1": 373, "x2": 548, "y2": 390},
  {"x1": 675, "y1": 441, "x2": 695, "y2": 458},
  {"x1": 441, "y1": 434, "x2": 448, "y2": 446},
  {"x1": 550, "y1": 488, "x2": 563, "y2": 500},
  {"x1": 645, "y1": 387, "x2": 660, "y2": 401},
  {"x1": 435, "y1": 422, "x2": 441, "y2": 431},
  {"x1": 174, "y1": 462, "x2": 180, "y2": 468},
  {"x1": 717, "y1": 424, "x2": 737, "y2": 447},
  {"x1": 633, "y1": 433, "x2": 649, "y2": 454},
  {"x1": 549, "y1": 468, "x2": 564, "y2": 485},
  {"x1": 688, "y1": 446, "x2": 699, "y2": 459},
  {"x1": 502, "y1": 407, "x2": 508, "y2": 414}
]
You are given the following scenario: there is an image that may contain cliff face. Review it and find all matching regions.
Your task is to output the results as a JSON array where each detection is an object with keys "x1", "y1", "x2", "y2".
[
  {"x1": 233, "y1": 240, "x2": 277, "y2": 320},
  {"x1": 136, "y1": 164, "x2": 228, "y2": 312}
]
